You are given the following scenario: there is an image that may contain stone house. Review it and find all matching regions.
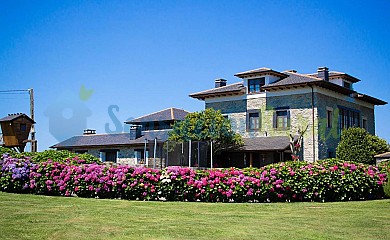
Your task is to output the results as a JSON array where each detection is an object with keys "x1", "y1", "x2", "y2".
[
  {"x1": 375, "y1": 152, "x2": 390, "y2": 166},
  {"x1": 190, "y1": 67, "x2": 387, "y2": 168},
  {"x1": 51, "y1": 108, "x2": 189, "y2": 167}
]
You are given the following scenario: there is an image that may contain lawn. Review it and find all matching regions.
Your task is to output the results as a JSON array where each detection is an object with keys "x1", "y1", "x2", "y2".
[{"x1": 0, "y1": 192, "x2": 389, "y2": 240}]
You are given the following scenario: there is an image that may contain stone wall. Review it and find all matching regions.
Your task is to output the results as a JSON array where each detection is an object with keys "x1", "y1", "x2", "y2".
[
  {"x1": 206, "y1": 99, "x2": 247, "y2": 114},
  {"x1": 206, "y1": 92, "x2": 319, "y2": 162},
  {"x1": 265, "y1": 93, "x2": 318, "y2": 162},
  {"x1": 316, "y1": 92, "x2": 375, "y2": 159}
]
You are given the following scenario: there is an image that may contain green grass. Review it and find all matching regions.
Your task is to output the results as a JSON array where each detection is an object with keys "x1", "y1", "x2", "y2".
[{"x1": 0, "y1": 192, "x2": 389, "y2": 240}]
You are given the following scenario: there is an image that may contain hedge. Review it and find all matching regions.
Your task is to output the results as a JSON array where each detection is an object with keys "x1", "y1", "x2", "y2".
[
  {"x1": 0, "y1": 154, "x2": 388, "y2": 202},
  {"x1": 0, "y1": 147, "x2": 101, "y2": 165}
]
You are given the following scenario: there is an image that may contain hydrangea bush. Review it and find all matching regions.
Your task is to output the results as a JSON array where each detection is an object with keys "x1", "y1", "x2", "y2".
[{"x1": 0, "y1": 154, "x2": 388, "y2": 202}]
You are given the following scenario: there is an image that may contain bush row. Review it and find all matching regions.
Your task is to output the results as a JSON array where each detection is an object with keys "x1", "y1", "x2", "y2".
[
  {"x1": 0, "y1": 154, "x2": 388, "y2": 202},
  {"x1": 0, "y1": 147, "x2": 101, "y2": 165}
]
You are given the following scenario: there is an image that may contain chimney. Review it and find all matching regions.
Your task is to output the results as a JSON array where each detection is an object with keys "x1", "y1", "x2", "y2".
[
  {"x1": 130, "y1": 125, "x2": 142, "y2": 140},
  {"x1": 215, "y1": 79, "x2": 227, "y2": 88},
  {"x1": 83, "y1": 129, "x2": 96, "y2": 135},
  {"x1": 317, "y1": 67, "x2": 329, "y2": 81}
]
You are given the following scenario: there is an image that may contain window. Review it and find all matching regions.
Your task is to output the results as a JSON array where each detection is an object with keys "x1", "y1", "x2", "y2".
[
  {"x1": 248, "y1": 112, "x2": 260, "y2": 130},
  {"x1": 105, "y1": 151, "x2": 117, "y2": 162},
  {"x1": 327, "y1": 150, "x2": 335, "y2": 158},
  {"x1": 135, "y1": 149, "x2": 149, "y2": 164},
  {"x1": 338, "y1": 107, "x2": 360, "y2": 130},
  {"x1": 20, "y1": 124, "x2": 27, "y2": 132},
  {"x1": 248, "y1": 78, "x2": 265, "y2": 93},
  {"x1": 143, "y1": 121, "x2": 171, "y2": 131},
  {"x1": 100, "y1": 150, "x2": 118, "y2": 163},
  {"x1": 343, "y1": 81, "x2": 352, "y2": 89},
  {"x1": 273, "y1": 109, "x2": 290, "y2": 129},
  {"x1": 75, "y1": 150, "x2": 88, "y2": 154},
  {"x1": 327, "y1": 109, "x2": 333, "y2": 128},
  {"x1": 362, "y1": 118, "x2": 367, "y2": 130}
]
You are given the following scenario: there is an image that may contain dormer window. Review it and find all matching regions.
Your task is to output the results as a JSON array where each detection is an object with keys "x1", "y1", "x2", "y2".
[
  {"x1": 343, "y1": 81, "x2": 352, "y2": 89},
  {"x1": 248, "y1": 77, "x2": 265, "y2": 93}
]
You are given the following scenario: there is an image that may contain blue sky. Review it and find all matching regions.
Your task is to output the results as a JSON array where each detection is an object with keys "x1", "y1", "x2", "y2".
[{"x1": 0, "y1": 0, "x2": 389, "y2": 150}]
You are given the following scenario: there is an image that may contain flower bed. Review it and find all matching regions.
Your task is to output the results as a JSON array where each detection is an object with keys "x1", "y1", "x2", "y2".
[{"x1": 0, "y1": 154, "x2": 388, "y2": 202}]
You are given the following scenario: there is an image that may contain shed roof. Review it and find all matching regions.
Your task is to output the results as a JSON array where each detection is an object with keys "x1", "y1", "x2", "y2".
[{"x1": 0, "y1": 113, "x2": 35, "y2": 123}]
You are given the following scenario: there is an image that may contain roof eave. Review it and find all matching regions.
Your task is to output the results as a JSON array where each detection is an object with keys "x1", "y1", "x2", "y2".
[
  {"x1": 189, "y1": 90, "x2": 245, "y2": 100},
  {"x1": 234, "y1": 70, "x2": 288, "y2": 79},
  {"x1": 352, "y1": 93, "x2": 387, "y2": 105},
  {"x1": 52, "y1": 142, "x2": 148, "y2": 149},
  {"x1": 329, "y1": 74, "x2": 361, "y2": 83},
  {"x1": 263, "y1": 81, "x2": 354, "y2": 95}
]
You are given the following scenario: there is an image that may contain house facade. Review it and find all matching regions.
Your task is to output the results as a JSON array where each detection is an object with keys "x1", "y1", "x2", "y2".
[
  {"x1": 51, "y1": 108, "x2": 189, "y2": 167},
  {"x1": 190, "y1": 67, "x2": 386, "y2": 167}
]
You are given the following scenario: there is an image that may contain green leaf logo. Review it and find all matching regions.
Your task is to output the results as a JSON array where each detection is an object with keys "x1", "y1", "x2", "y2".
[{"x1": 79, "y1": 85, "x2": 94, "y2": 101}]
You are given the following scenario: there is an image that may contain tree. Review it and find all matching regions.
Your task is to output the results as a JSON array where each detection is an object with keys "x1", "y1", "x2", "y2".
[
  {"x1": 336, "y1": 127, "x2": 389, "y2": 164},
  {"x1": 289, "y1": 124, "x2": 308, "y2": 161},
  {"x1": 168, "y1": 108, "x2": 243, "y2": 154}
]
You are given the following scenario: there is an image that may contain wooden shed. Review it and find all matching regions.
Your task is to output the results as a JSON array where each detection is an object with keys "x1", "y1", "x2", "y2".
[{"x1": 0, "y1": 113, "x2": 35, "y2": 152}]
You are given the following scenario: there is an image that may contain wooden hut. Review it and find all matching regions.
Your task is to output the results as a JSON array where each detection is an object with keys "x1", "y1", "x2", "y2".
[{"x1": 0, "y1": 113, "x2": 35, "y2": 152}]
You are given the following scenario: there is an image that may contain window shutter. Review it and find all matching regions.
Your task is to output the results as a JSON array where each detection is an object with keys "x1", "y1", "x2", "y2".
[
  {"x1": 273, "y1": 111, "x2": 277, "y2": 128},
  {"x1": 258, "y1": 110, "x2": 262, "y2": 130},
  {"x1": 287, "y1": 110, "x2": 291, "y2": 128}
]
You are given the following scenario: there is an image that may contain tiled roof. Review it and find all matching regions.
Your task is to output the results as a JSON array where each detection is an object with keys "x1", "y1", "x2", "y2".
[
  {"x1": 51, "y1": 130, "x2": 170, "y2": 148},
  {"x1": 0, "y1": 113, "x2": 35, "y2": 123},
  {"x1": 308, "y1": 71, "x2": 360, "y2": 83},
  {"x1": 264, "y1": 72, "x2": 386, "y2": 104},
  {"x1": 243, "y1": 136, "x2": 292, "y2": 151},
  {"x1": 126, "y1": 108, "x2": 190, "y2": 124},
  {"x1": 264, "y1": 71, "x2": 322, "y2": 87},
  {"x1": 234, "y1": 68, "x2": 288, "y2": 78},
  {"x1": 189, "y1": 82, "x2": 245, "y2": 100},
  {"x1": 352, "y1": 93, "x2": 387, "y2": 105},
  {"x1": 263, "y1": 71, "x2": 356, "y2": 95},
  {"x1": 374, "y1": 152, "x2": 390, "y2": 158}
]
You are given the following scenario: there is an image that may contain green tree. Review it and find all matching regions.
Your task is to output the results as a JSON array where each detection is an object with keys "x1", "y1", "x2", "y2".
[
  {"x1": 168, "y1": 108, "x2": 243, "y2": 154},
  {"x1": 336, "y1": 127, "x2": 389, "y2": 164}
]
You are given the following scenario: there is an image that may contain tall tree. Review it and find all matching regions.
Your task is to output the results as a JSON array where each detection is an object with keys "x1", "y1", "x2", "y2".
[{"x1": 168, "y1": 108, "x2": 243, "y2": 154}]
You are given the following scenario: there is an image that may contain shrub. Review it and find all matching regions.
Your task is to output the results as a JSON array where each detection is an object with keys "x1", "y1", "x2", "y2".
[
  {"x1": 1, "y1": 149, "x2": 101, "y2": 165},
  {"x1": 0, "y1": 155, "x2": 35, "y2": 193},
  {"x1": 336, "y1": 127, "x2": 389, "y2": 165},
  {"x1": 384, "y1": 179, "x2": 390, "y2": 198},
  {"x1": 0, "y1": 155, "x2": 388, "y2": 203},
  {"x1": 0, "y1": 147, "x2": 16, "y2": 156}
]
